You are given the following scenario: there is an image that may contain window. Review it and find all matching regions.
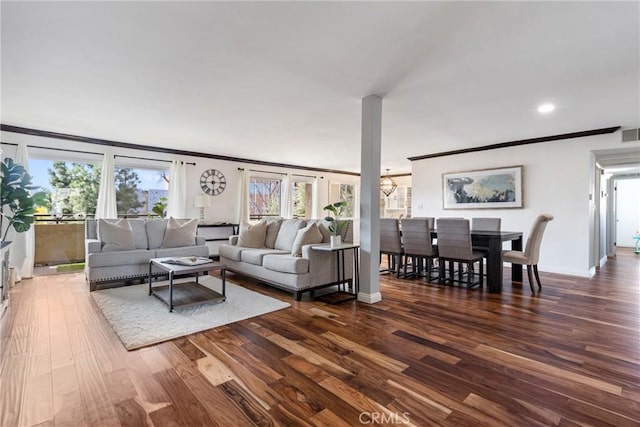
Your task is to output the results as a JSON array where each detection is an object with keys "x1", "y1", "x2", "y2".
[
  {"x1": 29, "y1": 158, "x2": 101, "y2": 218},
  {"x1": 328, "y1": 182, "x2": 357, "y2": 218},
  {"x1": 291, "y1": 178, "x2": 314, "y2": 219},
  {"x1": 249, "y1": 176, "x2": 282, "y2": 220},
  {"x1": 114, "y1": 167, "x2": 169, "y2": 217},
  {"x1": 27, "y1": 157, "x2": 169, "y2": 218}
]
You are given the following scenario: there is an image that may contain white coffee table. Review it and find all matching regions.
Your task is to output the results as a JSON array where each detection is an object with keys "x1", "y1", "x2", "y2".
[{"x1": 148, "y1": 258, "x2": 226, "y2": 312}]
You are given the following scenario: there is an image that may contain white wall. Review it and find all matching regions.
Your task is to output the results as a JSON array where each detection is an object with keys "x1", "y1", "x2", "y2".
[
  {"x1": 0, "y1": 130, "x2": 360, "y2": 228},
  {"x1": 411, "y1": 131, "x2": 626, "y2": 277}
]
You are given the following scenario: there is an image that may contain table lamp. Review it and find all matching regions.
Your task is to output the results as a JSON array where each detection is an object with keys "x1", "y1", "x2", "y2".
[{"x1": 193, "y1": 194, "x2": 211, "y2": 223}]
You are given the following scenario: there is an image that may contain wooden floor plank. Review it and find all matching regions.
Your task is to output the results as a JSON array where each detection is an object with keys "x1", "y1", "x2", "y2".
[{"x1": 51, "y1": 363, "x2": 87, "y2": 427}]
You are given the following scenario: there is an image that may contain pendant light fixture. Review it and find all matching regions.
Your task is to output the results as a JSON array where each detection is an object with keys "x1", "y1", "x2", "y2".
[{"x1": 380, "y1": 169, "x2": 397, "y2": 197}]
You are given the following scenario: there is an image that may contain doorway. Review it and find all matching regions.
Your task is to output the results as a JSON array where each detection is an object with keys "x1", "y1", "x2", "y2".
[{"x1": 614, "y1": 177, "x2": 640, "y2": 248}]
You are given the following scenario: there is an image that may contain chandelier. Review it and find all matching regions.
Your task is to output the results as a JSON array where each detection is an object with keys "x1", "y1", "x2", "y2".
[{"x1": 380, "y1": 169, "x2": 397, "y2": 197}]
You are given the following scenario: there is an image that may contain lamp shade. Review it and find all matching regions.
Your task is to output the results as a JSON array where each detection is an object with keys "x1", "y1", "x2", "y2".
[{"x1": 193, "y1": 194, "x2": 211, "y2": 208}]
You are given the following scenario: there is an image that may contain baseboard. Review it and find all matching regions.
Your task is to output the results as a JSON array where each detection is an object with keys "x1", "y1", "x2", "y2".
[
  {"x1": 357, "y1": 292, "x2": 382, "y2": 304},
  {"x1": 599, "y1": 256, "x2": 608, "y2": 268}
]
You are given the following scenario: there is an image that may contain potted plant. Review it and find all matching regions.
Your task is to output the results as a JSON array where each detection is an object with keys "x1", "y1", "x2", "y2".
[
  {"x1": 1, "y1": 158, "x2": 45, "y2": 241},
  {"x1": 323, "y1": 201, "x2": 348, "y2": 247},
  {"x1": 151, "y1": 196, "x2": 167, "y2": 218}
]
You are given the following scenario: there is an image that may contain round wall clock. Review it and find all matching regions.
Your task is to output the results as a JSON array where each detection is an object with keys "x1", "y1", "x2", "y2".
[{"x1": 200, "y1": 169, "x2": 226, "y2": 196}]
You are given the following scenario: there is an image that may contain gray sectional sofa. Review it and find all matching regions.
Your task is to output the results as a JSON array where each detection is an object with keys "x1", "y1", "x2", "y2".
[
  {"x1": 219, "y1": 218, "x2": 353, "y2": 300},
  {"x1": 84, "y1": 218, "x2": 209, "y2": 290}
]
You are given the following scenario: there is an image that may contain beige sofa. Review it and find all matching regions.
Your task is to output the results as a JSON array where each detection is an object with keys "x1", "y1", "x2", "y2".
[
  {"x1": 84, "y1": 218, "x2": 209, "y2": 291},
  {"x1": 219, "y1": 218, "x2": 353, "y2": 300}
]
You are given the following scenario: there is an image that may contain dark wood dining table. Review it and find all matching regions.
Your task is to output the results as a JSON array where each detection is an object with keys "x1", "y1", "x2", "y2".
[{"x1": 431, "y1": 230, "x2": 524, "y2": 293}]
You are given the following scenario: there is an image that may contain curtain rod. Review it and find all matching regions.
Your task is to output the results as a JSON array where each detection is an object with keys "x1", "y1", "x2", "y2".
[
  {"x1": 237, "y1": 167, "x2": 322, "y2": 179},
  {"x1": 1, "y1": 141, "x2": 103, "y2": 156},
  {"x1": 1, "y1": 142, "x2": 195, "y2": 165},
  {"x1": 115, "y1": 155, "x2": 195, "y2": 166}
]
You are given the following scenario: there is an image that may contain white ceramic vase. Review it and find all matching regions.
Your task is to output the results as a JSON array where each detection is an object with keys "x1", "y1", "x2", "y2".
[{"x1": 330, "y1": 235, "x2": 341, "y2": 248}]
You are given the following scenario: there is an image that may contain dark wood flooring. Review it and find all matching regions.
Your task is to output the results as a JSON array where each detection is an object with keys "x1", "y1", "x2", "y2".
[{"x1": 1, "y1": 249, "x2": 639, "y2": 426}]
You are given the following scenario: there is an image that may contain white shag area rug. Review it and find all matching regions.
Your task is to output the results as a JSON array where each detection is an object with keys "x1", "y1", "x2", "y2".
[{"x1": 91, "y1": 275, "x2": 290, "y2": 350}]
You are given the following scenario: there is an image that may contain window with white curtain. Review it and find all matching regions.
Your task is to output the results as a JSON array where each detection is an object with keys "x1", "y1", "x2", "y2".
[
  {"x1": 291, "y1": 177, "x2": 314, "y2": 219},
  {"x1": 27, "y1": 148, "x2": 170, "y2": 218},
  {"x1": 248, "y1": 175, "x2": 282, "y2": 220}
]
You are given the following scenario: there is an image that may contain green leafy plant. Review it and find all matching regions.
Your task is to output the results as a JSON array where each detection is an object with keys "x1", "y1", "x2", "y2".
[
  {"x1": 1, "y1": 158, "x2": 46, "y2": 241},
  {"x1": 323, "y1": 201, "x2": 348, "y2": 236},
  {"x1": 151, "y1": 196, "x2": 167, "y2": 218}
]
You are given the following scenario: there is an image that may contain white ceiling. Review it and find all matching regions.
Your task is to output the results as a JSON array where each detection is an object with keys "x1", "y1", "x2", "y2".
[{"x1": 2, "y1": 1, "x2": 639, "y2": 174}]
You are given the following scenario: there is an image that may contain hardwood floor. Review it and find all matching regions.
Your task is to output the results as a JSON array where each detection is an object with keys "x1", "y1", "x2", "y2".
[{"x1": 1, "y1": 250, "x2": 639, "y2": 426}]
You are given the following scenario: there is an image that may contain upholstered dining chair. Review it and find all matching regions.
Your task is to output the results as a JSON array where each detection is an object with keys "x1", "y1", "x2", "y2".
[
  {"x1": 471, "y1": 217, "x2": 502, "y2": 273},
  {"x1": 400, "y1": 218, "x2": 438, "y2": 281},
  {"x1": 380, "y1": 218, "x2": 404, "y2": 277},
  {"x1": 436, "y1": 218, "x2": 485, "y2": 289},
  {"x1": 471, "y1": 217, "x2": 502, "y2": 232},
  {"x1": 502, "y1": 214, "x2": 554, "y2": 293}
]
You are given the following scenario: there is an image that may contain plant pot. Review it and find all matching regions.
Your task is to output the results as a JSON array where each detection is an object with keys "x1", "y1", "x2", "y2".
[{"x1": 330, "y1": 235, "x2": 341, "y2": 248}]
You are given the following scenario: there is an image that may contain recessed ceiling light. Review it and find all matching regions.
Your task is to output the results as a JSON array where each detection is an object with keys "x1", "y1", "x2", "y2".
[{"x1": 537, "y1": 103, "x2": 555, "y2": 114}]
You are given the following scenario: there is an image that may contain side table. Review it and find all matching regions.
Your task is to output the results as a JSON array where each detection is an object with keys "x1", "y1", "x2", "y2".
[{"x1": 311, "y1": 243, "x2": 360, "y2": 303}]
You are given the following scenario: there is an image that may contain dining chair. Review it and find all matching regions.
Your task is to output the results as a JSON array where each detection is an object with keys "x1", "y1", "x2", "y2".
[
  {"x1": 436, "y1": 218, "x2": 485, "y2": 289},
  {"x1": 380, "y1": 218, "x2": 404, "y2": 277},
  {"x1": 471, "y1": 217, "x2": 502, "y2": 275},
  {"x1": 471, "y1": 217, "x2": 501, "y2": 232},
  {"x1": 502, "y1": 214, "x2": 554, "y2": 293},
  {"x1": 400, "y1": 218, "x2": 438, "y2": 281}
]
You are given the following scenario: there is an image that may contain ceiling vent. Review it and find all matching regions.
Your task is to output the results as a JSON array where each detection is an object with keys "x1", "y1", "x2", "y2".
[{"x1": 621, "y1": 128, "x2": 640, "y2": 143}]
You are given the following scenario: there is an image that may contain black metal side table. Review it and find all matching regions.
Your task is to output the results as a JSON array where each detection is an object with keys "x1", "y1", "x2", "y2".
[{"x1": 311, "y1": 243, "x2": 360, "y2": 303}]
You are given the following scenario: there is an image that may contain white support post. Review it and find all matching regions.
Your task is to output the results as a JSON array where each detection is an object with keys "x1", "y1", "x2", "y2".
[{"x1": 358, "y1": 95, "x2": 382, "y2": 304}]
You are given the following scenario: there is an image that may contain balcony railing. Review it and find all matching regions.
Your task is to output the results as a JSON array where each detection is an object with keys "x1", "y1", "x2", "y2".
[{"x1": 33, "y1": 213, "x2": 162, "y2": 266}]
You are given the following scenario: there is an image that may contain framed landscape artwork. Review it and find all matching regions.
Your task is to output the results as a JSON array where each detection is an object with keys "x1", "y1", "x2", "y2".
[{"x1": 442, "y1": 165, "x2": 523, "y2": 209}]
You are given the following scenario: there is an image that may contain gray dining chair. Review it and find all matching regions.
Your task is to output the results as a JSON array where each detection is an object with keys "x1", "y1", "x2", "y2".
[
  {"x1": 502, "y1": 214, "x2": 554, "y2": 293},
  {"x1": 471, "y1": 217, "x2": 502, "y2": 274},
  {"x1": 400, "y1": 218, "x2": 438, "y2": 281},
  {"x1": 380, "y1": 218, "x2": 404, "y2": 277},
  {"x1": 436, "y1": 218, "x2": 485, "y2": 289},
  {"x1": 471, "y1": 217, "x2": 501, "y2": 232}
]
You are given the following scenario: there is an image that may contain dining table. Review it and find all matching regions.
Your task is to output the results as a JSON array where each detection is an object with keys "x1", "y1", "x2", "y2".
[{"x1": 431, "y1": 229, "x2": 524, "y2": 293}]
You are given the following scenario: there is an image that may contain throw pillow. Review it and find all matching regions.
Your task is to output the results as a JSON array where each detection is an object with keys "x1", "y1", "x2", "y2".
[
  {"x1": 238, "y1": 220, "x2": 267, "y2": 248},
  {"x1": 274, "y1": 219, "x2": 306, "y2": 251},
  {"x1": 161, "y1": 217, "x2": 198, "y2": 248},
  {"x1": 291, "y1": 223, "x2": 323, "y2": 257},
  {"x1": 98, "y1": 219, "x2": 135, "y2": 252},
  {"x1": 146, "y1": 218, "x2": 169, "y2": 249},
  {"x1": 264, "y1": 218, "x2": 283, "y2": 249}
]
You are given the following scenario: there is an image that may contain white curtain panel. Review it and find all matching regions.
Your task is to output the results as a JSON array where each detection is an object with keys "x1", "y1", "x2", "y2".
[
  {"x1": 311, "y1": 177, "x2": 319, "y2": 219},
  {"x1": 9, "y1": 142, "x2": 35, "y2": 279},
  {"x1": 167, "y1": 160, "x2": 187, "y2": 218},
  {"x1": 237, "y1": 169, "x2": 249, "y2": 224},
  {"x1": 282, "y1": 172, "x2": 293, "y2": 219},
  {"x1": 96, "y1": 150, "x2": 117, "y2": 219}
]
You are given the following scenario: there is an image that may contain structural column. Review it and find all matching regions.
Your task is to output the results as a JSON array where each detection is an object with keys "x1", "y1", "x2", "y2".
[{"x1": 358, "y1": 95, "x2": 382, "y2": 304}]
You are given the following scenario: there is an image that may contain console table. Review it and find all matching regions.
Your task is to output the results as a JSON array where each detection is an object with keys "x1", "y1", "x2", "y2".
[{"x1": 197, "y1": 223, "x2": 239, "y2": 259}]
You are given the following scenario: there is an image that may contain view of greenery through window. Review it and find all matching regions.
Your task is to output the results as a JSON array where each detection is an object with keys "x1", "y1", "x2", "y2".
[
  {"x1": 29, "y1": 158, "x2": 169, "y2": 218},
  {"x1": 329, "y1": 182, "x2": 356, "y2": 218},
  {"x1": 292, "y1": 180, "x2": 313, "y2": 219}
]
